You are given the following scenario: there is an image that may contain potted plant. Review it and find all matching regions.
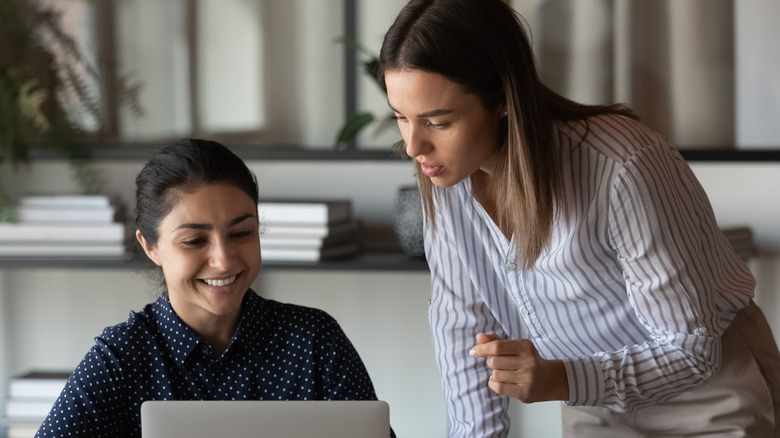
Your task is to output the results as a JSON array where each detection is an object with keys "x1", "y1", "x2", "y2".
[
  {"x1": 334, "y1": 40, "x2": 396, "y2": 149},
  {"x1": 0, "y1": 0, "x2": 140, "y2": 221}
]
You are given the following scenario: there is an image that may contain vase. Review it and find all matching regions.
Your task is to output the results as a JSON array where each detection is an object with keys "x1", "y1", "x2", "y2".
[{"x1": 392, "y1": 185, "x2": 425, "y2": 258}]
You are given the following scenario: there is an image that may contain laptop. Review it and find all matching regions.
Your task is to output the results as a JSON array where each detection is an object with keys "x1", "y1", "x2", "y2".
[{"x1": 141, "y1": 400, "x2": 391, "y2": 438}]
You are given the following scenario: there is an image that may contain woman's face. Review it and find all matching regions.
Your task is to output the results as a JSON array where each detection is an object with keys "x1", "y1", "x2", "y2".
[
  {"x1": 385, "y1": 69, "x2": 505, "y2": 187},
  {"x1": 137, "y1": 182, "x2": 261, "y2": 329}
]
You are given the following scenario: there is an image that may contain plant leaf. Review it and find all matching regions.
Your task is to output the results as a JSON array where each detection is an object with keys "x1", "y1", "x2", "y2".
[{"x1": 335, "y1": 112, "x2": 375, "y2": 147}]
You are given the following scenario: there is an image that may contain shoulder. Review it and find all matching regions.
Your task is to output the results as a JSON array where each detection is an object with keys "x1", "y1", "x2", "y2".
[
  {"x1": 248, "y1": 294, "x2": 342, "y2": 336},
  {"x1": 557, "y1": 114, "x2": 676, "y2": 165},
  {"x1": 271, "y1": 300, "x2": 339, "y2": 331},
  {"x1": 93, "y1": 302, "x2": 159, "y2": 352}
]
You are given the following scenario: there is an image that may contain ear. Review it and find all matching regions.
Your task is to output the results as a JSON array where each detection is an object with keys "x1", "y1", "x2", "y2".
[{"x1": 136, "y1": 229, "x2": 161, "y2": 266}]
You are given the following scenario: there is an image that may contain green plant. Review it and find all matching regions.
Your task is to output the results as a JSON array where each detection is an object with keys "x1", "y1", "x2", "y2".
[
  {"x1": 334, "y1": 39, "x2": 395, "y2": 149},
  {"x1": 0, "y1": 0, "x2": 141, "y2": 220}
]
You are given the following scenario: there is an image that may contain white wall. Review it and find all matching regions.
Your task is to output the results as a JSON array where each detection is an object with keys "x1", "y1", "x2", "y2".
[{"x1": 735, "y1": 0, "x2": 780, "y2": 148}]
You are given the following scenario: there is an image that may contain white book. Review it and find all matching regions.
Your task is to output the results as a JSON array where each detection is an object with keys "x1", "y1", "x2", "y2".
[
  {"x1": 20, "y1": 195, "x2": 111, "y2": 208},
  {"x1": 6, "y1": 421, "x2": 42, "y2": 438},
  {"x1": 4, "y1": 398, "x2": 56, "y2": 420},
  {"x1": 0, "y1": 243, "x2": 127, "y2": 257},
  {"x1": 0, "y1": 222, "x2": 126, "y2": 242},
  {"x1": 258, "y1": 199, "x2": 351, "y2": 225},
  {"x1": 15, "y1": 205, "x2": 117, "y2": 223},
  {"x1": 261, "y1": 233, "x2": 355, "y2": 249},
  {"x1": 261, "y1": 242, "x2": 360, "y2": 262},
  {"x1": 260, "y1": 220, "x2": 359, "y2": 240},
  {"x1": 8, "y1": 371, "x2": 70, "y2": 400}
]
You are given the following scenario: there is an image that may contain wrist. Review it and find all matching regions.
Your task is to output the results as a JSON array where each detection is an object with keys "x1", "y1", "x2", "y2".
[{"x1": 547, "y1": 359, "x2": 570, "y2": 401}]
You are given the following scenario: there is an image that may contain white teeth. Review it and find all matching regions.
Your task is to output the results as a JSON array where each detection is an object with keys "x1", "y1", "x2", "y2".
[{"x1": 203, "y1": 276, "x2": 236, "y2": 287}]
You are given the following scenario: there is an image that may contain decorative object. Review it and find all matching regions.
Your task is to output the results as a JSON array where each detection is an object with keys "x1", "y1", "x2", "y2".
[{"x1": 392, "y1": 185, "x2": 425, "y2": 258}]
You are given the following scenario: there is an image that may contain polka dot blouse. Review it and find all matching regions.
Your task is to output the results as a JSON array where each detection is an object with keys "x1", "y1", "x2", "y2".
[{"x1": 35, "y1": 290, "x2": 380, "y2": 437}]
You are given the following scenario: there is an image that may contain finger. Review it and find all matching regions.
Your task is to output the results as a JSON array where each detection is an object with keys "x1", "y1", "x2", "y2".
[
  {"x1": 486, "y1": 354, "x2": 535, "y2": 371},
  {"x1": 488, "y1": 377, "x2": 528, "y2": 401},
  {"x1": 474, "y1": 338, "x2": 535, "y2": 357},
  {"x1": 469, "y1": 333, "x2": 503, "y2": 358},
  {"x1": 476, "y1": 333, "x2": 502, "y2": 344}
]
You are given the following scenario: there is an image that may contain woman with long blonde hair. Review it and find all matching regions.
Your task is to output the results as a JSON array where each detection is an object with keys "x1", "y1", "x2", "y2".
[{"x1": 379, "y1": 0, "x2": 780, "y2": 436}]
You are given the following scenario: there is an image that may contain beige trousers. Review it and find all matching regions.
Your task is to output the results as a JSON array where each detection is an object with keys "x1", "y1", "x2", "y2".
[{"x1": 562, "y1": 301, "x2": 780, "y2": 438}]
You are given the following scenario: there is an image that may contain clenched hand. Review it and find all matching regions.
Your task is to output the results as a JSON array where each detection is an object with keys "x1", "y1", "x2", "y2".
[{"x1": 469, "y1": 333, "x2": 570, "y2": 403}]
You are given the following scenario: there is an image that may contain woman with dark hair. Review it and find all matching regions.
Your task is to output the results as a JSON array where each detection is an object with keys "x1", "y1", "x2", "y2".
[
  {"x1": 379, "y1": 0, "x2": 780, "y2": 436},
  {"x1": 35, "y1": 139, "x2": 385, "y2": 437}
]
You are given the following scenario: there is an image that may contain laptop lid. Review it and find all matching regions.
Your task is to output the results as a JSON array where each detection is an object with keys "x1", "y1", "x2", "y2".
[{"x1": 141, "y1": 400, "x2": 391, "y2": 438}]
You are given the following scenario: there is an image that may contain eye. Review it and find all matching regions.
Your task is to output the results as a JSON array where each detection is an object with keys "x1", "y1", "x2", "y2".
[
  {"x1": 231, "y1": 230, "x2": 254, "y2": 239},
  {"x1": 180, "y1": 237, "x2": 206, "y2": 248},
  {"x1": 392, "y1": 114, "x2": 408, "y2": 123},
  {"x1": 427, "y1": 121, "x2": 449, "y2": 129}
]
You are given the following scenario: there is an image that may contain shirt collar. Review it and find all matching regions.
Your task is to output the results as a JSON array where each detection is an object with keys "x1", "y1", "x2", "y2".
[
  {"x1": 150, "y1": 290, "x2": 268, "y2": 367},
  {"x1": 150, "y1": 293, "x2": 201, "y2": 367},
  {"x1": 231, "y1": 290, "x2": 271, "y2": 351}
]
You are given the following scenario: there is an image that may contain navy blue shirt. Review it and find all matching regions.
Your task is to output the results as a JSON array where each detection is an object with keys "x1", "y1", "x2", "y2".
[{"x1": 36, "y1": 290, "x2": 380, "y2": 437}]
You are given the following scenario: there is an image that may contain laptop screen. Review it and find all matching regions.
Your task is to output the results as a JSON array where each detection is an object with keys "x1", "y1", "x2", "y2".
[{"x1": 141, "y1": 400, "x2": 391, "y2": 438}]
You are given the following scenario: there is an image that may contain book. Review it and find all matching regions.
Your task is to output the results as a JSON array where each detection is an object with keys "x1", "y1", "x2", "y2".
[
  {"x1": 261, "y1": 232, "x2": 356, "y2": 249},
  {"x1": 6, "y1": 421, "x2": 42, "y2": 438},
  {"x1": 261, "y1": 241, "x2": 360, "y2": 262},
  {"x1": 0, "y1": 243, "x2": 127, "y2": 257},
  {"x1": 260, "y1": 220, "x2": 359, "y2": 240},
  {"x1": 19, "y1": 195, "x2": 111, "y2": 208},
  {"x1": 720, "y1": 226, "x2": 754, "y2": 261},
  {"x1": 4, "y1": 398, "x2": 56, "y2": 420},
  {"x1": 8, "y1": 371, "x2": 70, "y2": 400},
  {"x1": 258, "y1": 199, "x2": 351, "y2": 225},
  {"x1": 0, "y1": 222, "x2": 126, "y2": 243}
]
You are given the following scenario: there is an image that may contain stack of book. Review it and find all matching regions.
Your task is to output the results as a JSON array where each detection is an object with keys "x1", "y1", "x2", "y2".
[
  {"x1": 258, "y1": 199, "x2": 360, "y2": 262},
  {"x1": 0, "y1": 195, "x2": 128, "y2": 258},
  {"x1": 722, "y1": 226, "x2": 755, "y2": 261},
  {"x1": 4, "y1": 371, "x2": 70, "y2": 438}
]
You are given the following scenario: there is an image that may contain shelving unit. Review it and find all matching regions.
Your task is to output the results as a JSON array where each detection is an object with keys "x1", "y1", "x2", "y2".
[{"x1": 0, "y1": 251, "x2": 429, "y2": 272}]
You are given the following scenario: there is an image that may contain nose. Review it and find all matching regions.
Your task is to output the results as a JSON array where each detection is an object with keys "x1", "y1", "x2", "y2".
[
  {"x1": 209, "y1": 238, "x2": 233, "y2": 270},
  {"x1": 403, "y1": 123, "x2": 431, "y2": 158}
]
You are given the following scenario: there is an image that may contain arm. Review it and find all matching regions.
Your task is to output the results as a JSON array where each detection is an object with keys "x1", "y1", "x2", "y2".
[
  {"x1": 426, "y1": 190, "x2": 511, "y2": 437},
  {"x1": 315, "y1": 312, "x2": 380, "y2": 401},
  {"x1": 570, "y1": 142, "x2": 753, "y2": 413}
]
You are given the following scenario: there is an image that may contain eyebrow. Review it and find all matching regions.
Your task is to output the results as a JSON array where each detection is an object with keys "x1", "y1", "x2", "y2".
[
  {"x1": 387, "y1": 101, "x2": 454, "y2": 118},
  {"x1": 175, "y1": 213, "x2": 256, "y2": 231}
]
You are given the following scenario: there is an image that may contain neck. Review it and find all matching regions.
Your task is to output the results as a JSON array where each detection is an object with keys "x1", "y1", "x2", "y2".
[
  {"x1": 168, "y1": 295, "x2": 241, "y2": 355},
  {"x1": 196, "y1": 316, "x2": 238, "y2": 354},
  {"x1": 471, "y1": 171, "x2": 511, "y2": 239}
]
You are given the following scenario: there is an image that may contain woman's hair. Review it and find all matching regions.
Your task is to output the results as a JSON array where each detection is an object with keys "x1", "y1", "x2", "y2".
[
  {"x1": 378, "y1": 0, "x2": 636, "y2": 270},
  {"x1": 135, "y1": 138, "x2": 259, "y2": 246}
]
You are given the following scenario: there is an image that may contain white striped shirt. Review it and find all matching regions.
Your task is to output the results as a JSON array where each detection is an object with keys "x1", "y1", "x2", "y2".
[{"x1": 425, "y1": 114, "x2": 755, "y2": 437}]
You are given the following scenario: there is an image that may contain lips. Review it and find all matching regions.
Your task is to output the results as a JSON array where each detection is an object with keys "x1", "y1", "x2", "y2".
[
  {"x1": 419, "y1": 161, "x2": 443, "y2": 178},
  {"x1": 202, "y1": 275, "x2": 237, "y2": 287}
]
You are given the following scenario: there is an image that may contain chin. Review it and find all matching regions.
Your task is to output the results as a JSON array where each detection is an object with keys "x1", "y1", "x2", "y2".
[{"x1": 430, "y1": 176, "x2": 461, "y2": 188}]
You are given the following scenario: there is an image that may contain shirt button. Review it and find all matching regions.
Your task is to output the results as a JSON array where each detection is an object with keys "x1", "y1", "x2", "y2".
[
  {"x1": 694, "y1": 326, "x2": 708, "y2": 336},
  {"x1": 520, "y1": 306, "x2": 530, "y2": 316},
  {"x1": 507, "y1": 261, "x2": 518, "y2": 271}
]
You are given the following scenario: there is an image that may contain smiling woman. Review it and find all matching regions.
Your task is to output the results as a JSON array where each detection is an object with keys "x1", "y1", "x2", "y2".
[
  {"x1": 33, "y1": 139, "x2": 391, "y2": 438},
  {"x1": 136, "y1": 182, "x2": 262, "y2": 352}
]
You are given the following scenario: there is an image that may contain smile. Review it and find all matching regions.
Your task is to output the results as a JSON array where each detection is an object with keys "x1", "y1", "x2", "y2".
[{"x1": 202, "y1": 275, "x2": 237, "y2": 287}]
